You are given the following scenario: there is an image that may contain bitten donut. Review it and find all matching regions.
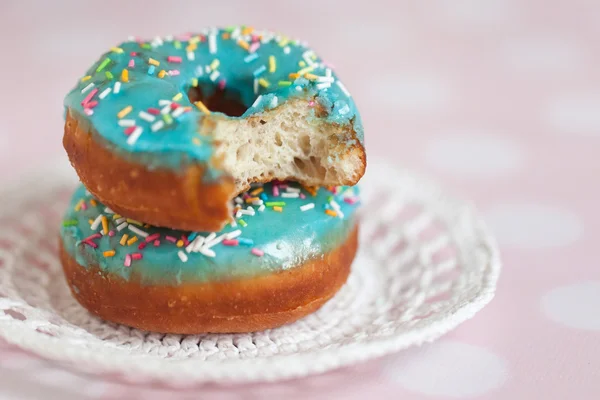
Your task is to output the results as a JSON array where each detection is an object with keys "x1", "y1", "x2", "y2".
[
  {"x1": 63, "y1": 26, "x2": 366, "y2": 232},
  {"x1": 59, "y1": 181, "x2": 360, "y2": 334}
]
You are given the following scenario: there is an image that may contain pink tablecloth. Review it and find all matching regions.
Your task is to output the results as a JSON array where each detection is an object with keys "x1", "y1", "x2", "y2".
[{"x1": 1, "y1": 0, "x2": 599, "y2": 398}]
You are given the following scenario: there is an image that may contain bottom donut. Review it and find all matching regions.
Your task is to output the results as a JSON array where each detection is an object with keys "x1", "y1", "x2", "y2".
[{"x1": 59, "y1": 182, "x2": 360, "y2": 334}]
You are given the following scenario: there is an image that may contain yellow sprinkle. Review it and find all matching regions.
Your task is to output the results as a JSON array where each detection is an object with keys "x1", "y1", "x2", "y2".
[
  {"x1": 304, "y1": 73, "x2": 319, "y2": 81},
  {"x1": 192, "y1": 138, "x2": 202, "y2": 146},
  {"x1": 112, "y1": 214, "x2": 121, "y2": 220},
  {"x1": 250, "y1": 187, "x2": 264, "y2": 196},
  {"x1": 148, "y1": 58, "x2": 160, "y2": 66},
  {"x1": 192, "y1": 78, "x2": 198, "y2": 87},
  {"x1": 288, "y1": 73, "x2": 300, "y2": 80},
  {"x1": 74, "y1": 199, "x2": 84, "y2": 211},
  {"x1": 269, "y1": 56, "x2": 276, "y2": 73},
  {"x1": 303, "y1": 185, "x2": 318, "y2": 196},
  {"x1": 186, "y1": 43, "x2": 197, "y2": 52},
  {"x1": 126, "y1": 218, "x2": 143, "y2": 226},
  {"x1": 325, "y1": 209, "x2": 338, "y2": 217},
  {"x1": 121, "y1": 69, "x2": 129, "y2": 82},
  {"x1": 103, "y1": 250, "x2": 116, "y2": 257},
  {"x1": 176, "y1": 240, "x2": 184, "y2": 248},
  {"x1": 172, "y1": 92, "x2": 183, "y2": 101},
  {"x1": 237, "y1": 40, "x2": 249, "y2": 50},
  {"x1": 110, "y1": 47, "x2": 124, "y2": 54},
  {"x1": 299, "y1": 61, "x2": 306, "y2": 67},
  {"x1": 88, "y1": 219, "x2": 94, "y2": 225},
  {"x1": 242, "y1": 27, "x2": 254, "y2": 35},
  {"x1": 127, "y1": 236, "x2": 138, "y2": 246},
  {"x1": 158, "y1": 69, "x2": 166, "y2": 78},
  {"x1": 117, "y1": 105, "x2": 132, "y2": 119},
  {"x1": 90, "y1": 199, "x2": 97, "y2": 206},
  {"x1": 258, "y1": 78, "x2": 269, "y2": 88},
  {"x1": 189, "y1": 36, "x2": 200, "y2": 44},
  {"x1": 194, "y1": 101, "x2": 211, "y2": 115},
  {"x1": 273, "y1": 206, "x2": 283, "y2": 212},
  {"x1": 210, "y1": 59, "x2": 220, "y2": 70},
  {"x1": 81, "y1": 75, "x2": 92, "y2": 82},
  {"x1": 245, "y1": 197, "x2": 260, "y2": 203},
  {"x1": 297, "y1": 66, "x2": 315, "y2": 76},
  {"x1": 120, "y1": 234, "x2": 129, "y2": 246},
  {"x1": 279, "y1": 38, "x2": 289, "y2": 47},
  {"x1": 101, "y1": 216, "x2": 109, "y2": 235}
]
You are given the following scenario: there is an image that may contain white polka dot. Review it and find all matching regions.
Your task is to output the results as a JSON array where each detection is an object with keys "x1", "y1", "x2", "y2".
[
  {"x1": 372, "y1": 74, "x2": 451, "y2": 112},
  {"x1": 541, "y1": 282, "x2": 600, "y2": 331},
  {"x1": 544, "y1": 93, "x2": 600, "y2": 136},
  {"x1": 385, "y1": 340, "x2": 508, "y2": 397},
  {"x1": 502, "y1": 37, "x2": 585, "y2": 72},
  {"x1": 424, "y1": 133, "x2": 522, "y2": 177},
  {"x1": 485, "y1": 204, "x2": 583, "y2": 249}
]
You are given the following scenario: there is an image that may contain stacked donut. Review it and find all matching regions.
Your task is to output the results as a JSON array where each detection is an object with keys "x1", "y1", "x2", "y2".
[{"x1": 60, "y1": 26, "x2": 366, "y2": 333}]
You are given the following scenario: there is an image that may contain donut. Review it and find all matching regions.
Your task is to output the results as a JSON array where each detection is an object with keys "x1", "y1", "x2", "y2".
[
  {"x1": 63, "y1": 26, "x2": 366, "y2": 232},
  {"x1": 59, "y1": 181, "x2": 361, "y2": 333}
]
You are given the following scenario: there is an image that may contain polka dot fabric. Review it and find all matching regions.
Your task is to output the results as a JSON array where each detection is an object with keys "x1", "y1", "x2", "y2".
[{"x1": 1, "y1": 0, "x2": 599, "y2": 398}]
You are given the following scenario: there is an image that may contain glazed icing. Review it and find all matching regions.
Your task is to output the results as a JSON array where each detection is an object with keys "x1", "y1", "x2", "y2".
[
  {"x1": 61, "y1": 182, "x2": 360, "y2": 286},
  {"x1": 64, "y1": 27, "x2": 363, "y2": 176}
]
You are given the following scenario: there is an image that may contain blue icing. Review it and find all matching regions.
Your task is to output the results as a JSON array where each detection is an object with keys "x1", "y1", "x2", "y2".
[
  {"x1": 64, "y1": 27, "x2": 363, "y2": 175},
  {"x1": 61, "y1": 182, "x2": 360, "y2": 286}
]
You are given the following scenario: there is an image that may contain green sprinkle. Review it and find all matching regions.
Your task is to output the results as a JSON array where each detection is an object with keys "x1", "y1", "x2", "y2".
[
  {"x1": 278, "y1": 81, "x2": 292, "y2": 87},
  {"x1": 174, "y1": 40, "x2": 181, "y2": 49},
  {"x1": 265, "y1": 202, "x2": 286, "y2": 206},
  {"x1": 163, "y1": 114, "x2": 173, "y2": 124},
  {"x1": 327, "y1": 195, "x2": 334, "y2": 202},
  {"x1": 62, "y1": 219, "x2": 78, "y2": 227},
  {"x1": 105, "y1": 71, "x2": 114, "y2": 79},
  {"x1": 96, "y1": 57, "x2": 111, "y2": 73},
  {"x1": 141, "y1": 43, "x2": 151, "y2": 49},
  {"x1": 239, "y1": 219, "x2": 247, "y2": 227}
]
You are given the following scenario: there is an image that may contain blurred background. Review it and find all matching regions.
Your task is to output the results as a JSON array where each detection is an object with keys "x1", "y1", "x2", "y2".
[{"x1": 1, "y1": 0, "x2": 599, "y2": 399}]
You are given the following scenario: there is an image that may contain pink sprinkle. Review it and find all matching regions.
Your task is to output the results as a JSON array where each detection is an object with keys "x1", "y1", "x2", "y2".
[
  {"x1": 181, "y1": 235, "x2": 190, "y2": 246},
  {"x1": 170, "y1": 102, "x2": 179, "y2": 110},
  {"x1": 218, "y1": 79, "x2": 226, "y2": 90},
  {"x1": 146, "y1": 233, "x2": 160, "y2": 242},
  {"x1": 165, "y1": 235, "x2": 177, "y2": 243},
  {"x1": 251, "y1": 34, "x2": 260, "y2": 42},
  {"x1": 223, "y1": 239, "x2": 239, "y2": 246},
  {"x1": 108, "y1": 230, "x2": 115, "y2": 237},
  {"x1": 128, "y1": 59, "x2": 135, "y2": 68},
  {"x1": 273, "y1": 186, "x2": 280, "y2": 197},
  {"x1": 168, "y1": 70, "x2": 180, "y2": 76},
  {"x1": 124, "y1": 254, "x2": 132, "y2": 267},
  {"x1": 131, "y1": 253, "x2": 143, "y2": 260},
  {"x1": 167, "y1": 56, "x2": 182, "y2": 63},
  {"x1": 82, "y1": 240, "x2": 97, "y2": 249},
  {"x1": 249, "y1": 42, "x2": 260, "y2": 53},
  {"x1": 300, "y1": 193, "x2": 306, "y2": 199},
  {"x1": 147, "y1": 108, "x2": 160, "y2": 115},
  {"x1": 331, "y1": 187, "x2": 339, "y2": 194},
  {"x1": 138, "y1": 242, "x2": 147, "y2": 250},
  {"x1": 81, "y1": 88, "x2": 98, "y2": 106},
  {"x1": 124, "y1": 126, "x2": 136, "y2": 135},
  {"x1": 84, "y1": 108, "x2": 94, "y2": 116},
  {"x1": 130, "y1": 51, "x2": 137, "y2": 56},
  {"x1": 87, "y1": 100, "x2": 99, "y2": 109},
  {"x1": 153, "y1": 240, "x2": 160, "y2": 246},
  {"x1": 84, "y1": 233, "x2": 101, "y2": 241},
  {"x1": 308, "y1": 101, "x2": 315, "y2": 107},
  {"x1": 243, "y1": 193, "x2": 250, "y2": 199},
  {"x1": 81, "y1": 202, "x2": 88, "y2": 211},
  {"x1": 251, "y1": 248, "x2": 264, "y2": 257},
  {"x1": 344, "y1": 197, "x2": 359, "y2": 205}
]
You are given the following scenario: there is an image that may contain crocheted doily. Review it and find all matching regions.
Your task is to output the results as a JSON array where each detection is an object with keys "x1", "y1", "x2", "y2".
[{"x1": 0, "y1": 160, "x2": 500, "y2": 385}]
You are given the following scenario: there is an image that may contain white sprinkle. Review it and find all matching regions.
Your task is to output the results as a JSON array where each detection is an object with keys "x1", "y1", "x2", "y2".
[
  {"x1": 153, "y1": 36, "x2": 164, "y2": 46},
  {"x1": 236, "y1": 211, "x2": 243, "y2": 219},
  {"x1": 187, "y1": 51, "x2": 195, "y2": 61},
  {"x1": 246, "y1": 206, "x2": 256, "y2": 216},
  {"x1": 239, "y1": 209, "x2": 253, "y2": 216},
  {"x1": 84, "y1": 109, "x2": 94, "y2": 116},
  {"x1": 244, "y1": 53, "x2": 259, "y2": 63},
  {"x1": 300, "y1": 203, "x2": 315, "y2": 211},
  {"x1": 316, "y1": 82, "x2": 331, "y2": 90},
  {"x1": 252, "y1": 200, "x2": 263, "y2": 206},
  {"x1": 118, "y1": 119, "x2": 136, "y2": 127},
  {"x1": 172, "y1": 107, "x2": 185, "y2": 118},
  {"x1": 178, "y1": 251, "x2": 188, "y2": 262},
  {"x1": 158, "y1": 99, "x2": 171, "y2": 106},
  {"x1": 302, "y1": 51, "x2": 315, "y2": 66},
  {"x1": 115, "y1": 217, "x2": 126, "y2": 224},
  {"x1": 195, "y1": 65, "x2": 204, "y2": 76},
  {"x1": 209, "y1": 34, "x2": 217, "y2": 54},
  {"x1": 160, "y1": 104, "x2": 171, "y2": 115},
  {"x1": 192, "y1": 236, "x2": 206, "y2": 252},
  {"x1": 209, "y1": 70, "x2": 220, "y2": 82},
  {"x1": 231, "y1": 27, "x2": 241, "y2": 39},
  {"x1": 128, "y1": 224, "x2": 149, "y2": 238},
  {"x1": 295, "y1": 86, "x2": 302, "y2": 92},
  {"x1": 258, "y1": 204, "x2": 266, "y2": 212},
  {"x1": 226, "y1": 230, "x2": 242, "y2": 240},
  {"x1": 330, "y1": 200, "x2": 344, "y2": 218},
  {"x1": 317, "y1": 76, "x2": 335, "y2": 83},
  {"x1": 205, "y1": 232, "x2": 217, "y2": 243},
  {"x1": 200, "y1": 247, "x2": 216, "y2": 258},
  {"x1": 281, "y1": 192, "x2": 299, "y2": 198},
  {"x1": 286, "y1": 187, "x2": 301, "y2": 193},
  {"x1": 151, "y1": 120, "x2": 164, "y2": 132},
  {"x1": 204, "y1": 233, "x2": 227, "y2": 249},
  {"x1": 336, "y1": 81, "x2": 351, "y2": 97},
  {"x1": 116, "y1": 222, "x2": 128, "y2": 231},
  {"x1": 326, "y1": 68, "x2": 332, "y2": 78},
  {"x1": 81, "y1": 82, "x2": 94, "y2": 94},
  {"x1": 252, "y1": 95, "x2": 263, "y2": 108},
  {"x1": 283, "y1": 46, "x2": 291, "y2": 54},
  {"x1": 253, "y1": 78, "x2": 259, "y2": 95},
  {"x1": 113, "y1": 81, "x2": 121, "y2": 94},
  {"x1": 234, "y1": 197, "x2": 244, "y2": 205},
  {"x1": 138, "y1": 111, "x2": 156, "y2": 122},
  {"x1": 126, "y1": 126, "x2": 143, "y2": 146},
  {"x1": 99, "y1": 88, "x2": 112, "y2": 99},
  {"x1": 338, "y1": 104, "x2": 350, "y2": 115},
  {"x1": 230, "y1": 220, "x2": 238, "y2": 228},
  {"x1": 270, "y1": 96, "x2": 278, "y2": 108},
  {"x1": 90, "y1": 215, "x2": 103, "y2": 230},
  {"x1": 205, "y1": 65, "x2": 211, "y2": 74},
  {"x1": 104, "y1": 207, "x2": 114, "y2": 214}
]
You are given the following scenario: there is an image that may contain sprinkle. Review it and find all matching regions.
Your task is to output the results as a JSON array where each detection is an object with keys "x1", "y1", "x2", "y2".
[
  {"x1": 138, "y1": 111, "x2": 155, "y2": 122},
  {"x1": 187, "y1": 51, "x2": 195, "y2": 61},
  {"x1": 111, "y1": 47, "x2": 124, "y2": 54},
  {"x1": 209, "y1": 70, "x2": 220, "y2": 81},
  {"x1": 238, "y1": 238, "x2": 254, "y2": 246},
  {"x1": 168, "y1": 69, "x2": 180, "y2": 76},
  {"x1": 113, "y1": 81, "x2": 121, "y2": 94},
  {"x1": 249, "y1": 42, "x2": 260, "y2": 53},
  {"x1": 147, "y1": 107, "x2": 160, "y2": 115},
  {"x1": 121, "y1": 69, "x2": 129, "y2": 82},
  {"x1": 286, "y1": 187, "x2": 300, "y2": 193},
  {"x1": 105, "y1": 71, "x2": 114, "y2": 79},
  {"x1": 304, "y1": 73, "x2": 319, "y2": 81},
  {"x1": 90, "y1": 215, "x2": 103, "y2": 230},
  {"x1": 278, "y1": 80, "x2": 292, "y2": 87},
  {"x1": 176, "y1": 240, "x2": 184, "y2": 247},
  {"x1": 172, "y1": 92, "x2": 183, "y2": 101},
  {"x1": 178, "y1": 251, "x2": 188, "y2": 262},
  {"x1": 194, "y1": 101, "x2": 211, "y2": 114},
  {"x1": 252, "y1": 95, "x2": 263, "y2": 107},
  {"x1": 209, "y1": 34, "x2": 217, "y2": 54},
  {"x1": 244, "y1": 53, "x2": 258, "y2": 63},
  {"x1": 210, "y1": 59, "x2": 220, "y2": 70},
  {"x1": 265, "y1": 201, "x2": 285, "y2": 206},
  {"x1": 84, "y1": 233, "x2": 101, "y2": 242},
  {"x1": 138, "y1": 242, "x2": 147, "y2": 250},
  {"x1": 128, "y1": 225, "x2": 149, "y2": 238},
  {"x1": 81, "y1": 88, "x2": 98, "y2": 106},
  {"x1": 126, "y1": 236, "x2": 138, "y2": 246},
  {"x1": 191, "y1": 78, "x2": 199, "y2": 87},
  {"x1": 239, "y1": 219, "x2": 247, "y2": 227},
  {"x1": 283, "y1": 46, "x2": 291, "y2": 54},
  {"x1": 101, "y1": 216, "x2": 109, "y2": 234},
  {"x1": 251, "y1": 248, "x2": 264, "y2": 257},
  {"x1": 131, "y1": 253, "x2": 143, "y2": 260},
  {"x1": 108, "y1": 230, "x2": 115, "y2": 237},
  {"x1": 160, "y1": 104, "x2": 171, "y2": 115},
  {"x1": 128, "y1": 59, "x2": 135, "y2": 68},
  {"x1": 151, "y1": 120, "x2": 165, "y2": 132},
  {"x1": 325, "y1": 209, "x2": 338, "y2": 217},
  {"x1": 273, "y1": 206, "x2": 283, "y2": 212},
  {"x1": 99, "y1": 88, "x2": 112, "y2": 99},
  {"x1": 344, "y1": 196, "x2": 359, "y2": 205},
  {"x1": 116, "y1": 221, "x2": 128, "y2": 231},
  {"x1": 222, "y1": 239, "x2": 239, "y2": 246},
  {"x1": 124, "y1": 254, "x2": 132, "y2": 267},
  {"x1": 81, "y1": 82, "x2": 95, "y2": 94},
  {"x1": 82, "y1": 240, "x2": 97, "y2": 249},
  {"x1": 316, "y1": 82, "x2": 331, "y2": 91},
  {"x1": 81, "y1": 75, "x2": 92, "y2": 82},
  {"x1": 172, "y1": 107, "x2": 185, "y2": 118},
  {"x1": 96, "y1": 57, "x2": 111, "y2": 73},
  {"x1": 146, "y1": 233, "x2": 160, "y2": 242},
  {"x1": 148, "y1": 65, "x2": 156, "y2": 75},
  {"x1": 253, "y1": 79, "x2": 259, "y2": 95},
  {"x1": 200, "y1": 248, "x2": 216, "y2": 258},
  {"x1": 258, "y1": 204, "x2": 266, "y2": 212},
  {"x1": 126, "y1": 127, "x2": 143, "y2": 146},
  {"x1": 118, "y1": 119, "x2": 136, "y2": 127},
  {"x1": 103, "y1": 250, "x2": 116, "y2": 257},
  {"x1": 250, "y1": 187, "x2": 264, "y2": 196},
  {"x1": 253, "y1": 65, "x2": 266, "y2": 77},
  {"x1": 148, "y1": 58, "x2": 160, "y2": 66},
  {"x1": 281, "y1": 192, "x2": 298, "y2": 198},
  {"x1": 62, "y1": 219, "x2": 78, "y2": 227},
  {"x1": 120, "y1": 234, "x2": 129, "y2": 246},
  {"x1": 268, "y1": 55, "x2": 276, "y2": 73},
  {"x1": 300, "y1": 203, "x2": 315, "y2": 211},
  {"x1": 165, "y1": 235, "x2": 177, "y2": 243},
  {"x1": 269, "y1": 96, "x2": 278, "y2": 108},
  {"x1": 158, "y1": 70, "x2": 166, "y2": 78},
  {"x1": 272, "y1": 186, "x2": 280, "y2": 197},
  {"x1": 337, "y1": 81, "x2": 351, "y2": 97},
  {"x1": 154, "y1": 240, "x2": 160, "y2": 246},
  {"x1": 167, "y1": 55, "x2": 182, "y2": 63},
  {"x1": 237, "y1": 39, "x2": 249, "y2": 50}
]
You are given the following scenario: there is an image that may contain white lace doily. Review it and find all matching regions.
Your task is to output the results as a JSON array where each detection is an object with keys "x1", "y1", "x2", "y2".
[{"x1": 0, "y1": 160, "x2": 500, "y2": 385}]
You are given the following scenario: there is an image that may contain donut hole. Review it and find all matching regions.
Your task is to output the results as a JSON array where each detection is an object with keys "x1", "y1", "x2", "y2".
[{"x1": 187, "y1": 84, "x2": 248, "y2": 117}]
